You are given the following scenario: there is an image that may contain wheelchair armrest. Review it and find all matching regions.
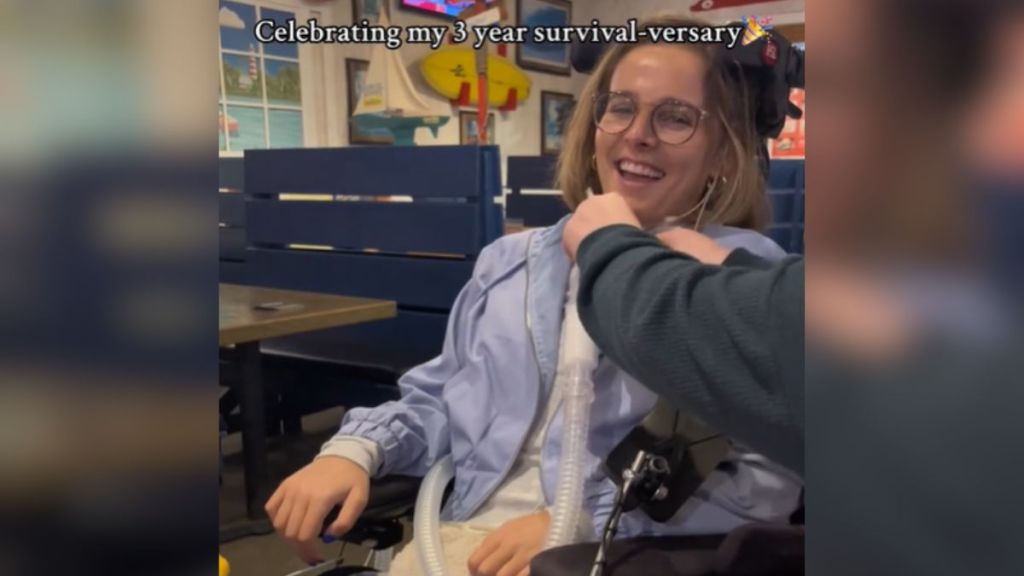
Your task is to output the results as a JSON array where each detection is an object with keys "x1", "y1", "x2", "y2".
[
  {"x1": 530, "y1": 535, "x2": 723, "y2": 576},
  {"x1": 530, "y1": 527, "x2": 805, "y2": 576},
  {"x1": 362, "y1": 474, "x2": 423, "y2": 523}
]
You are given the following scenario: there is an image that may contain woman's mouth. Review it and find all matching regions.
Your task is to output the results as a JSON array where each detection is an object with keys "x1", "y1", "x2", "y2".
[{"x1": 616, "y1": 160, "x2": 665, "y2": 184}]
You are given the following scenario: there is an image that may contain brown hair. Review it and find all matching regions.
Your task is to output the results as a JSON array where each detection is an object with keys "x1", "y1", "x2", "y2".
[{"x1": 556, "y1": 14, "x2": 770, "y2": 231}]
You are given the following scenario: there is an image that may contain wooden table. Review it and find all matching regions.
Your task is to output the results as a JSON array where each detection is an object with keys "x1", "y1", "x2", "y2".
[
  {"x1": 220, "y1": 284, "x2": 397, "y2": 346},
  {"x1": 219, "y1": 284, "x2": 396, "y2": 541}
]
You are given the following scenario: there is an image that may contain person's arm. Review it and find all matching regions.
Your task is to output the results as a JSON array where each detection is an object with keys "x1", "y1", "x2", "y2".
[
  {"x1": 334, "y1": 240, "x2": 493, "y2": 478},
  {"x1": 576, "y1": 225, "x2": 805, "y2": 474}
]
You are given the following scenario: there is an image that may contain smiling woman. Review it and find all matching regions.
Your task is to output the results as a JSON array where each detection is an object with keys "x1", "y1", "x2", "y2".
[
  {"x1": 557, "y1": 14, "x2": 768, "y2": 231},
  {"x1": 263, "y1": 15, "x2": 799, "y2": 576}
]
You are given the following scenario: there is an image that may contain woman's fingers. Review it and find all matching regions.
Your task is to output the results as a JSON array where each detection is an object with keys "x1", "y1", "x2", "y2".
[
  {"x1": 283, "y1": 497, "x2": 323, "y2": 565},
  {"x1": 496, "y1": 551, "x2": 530, "y2": 576},
  {"x1": 265, "y1": 458, "x2": 372, "y2": 566},
  {"x1": 292, "y1": 535, "x2": 324, "y2": 566},
  {"x1": 475, "y1": 543, "x2": 516, "y2": 576},
  {"x1": 271, "y1": 490, "x2": 295, "y2": 533},
  {"x1": 264, "y1": 485, "x2": 284, "y2": 518},
  {"x1": 328, "y1": 485, "x2": 366, "y2": 537},
  {"x1": 467, "y1": 536, "x2": 501, "y2": 575},
  {"x1": 284, "y1": 496, "x2": 310, "y2": 541},
  {"x1": 298, "y1": 496, "x2": 335, "y2": 544}
]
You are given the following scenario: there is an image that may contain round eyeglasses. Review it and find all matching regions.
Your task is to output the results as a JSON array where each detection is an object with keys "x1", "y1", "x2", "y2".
[{"x1": 593, "y1": 91, "x2": 709, "y2": 145}]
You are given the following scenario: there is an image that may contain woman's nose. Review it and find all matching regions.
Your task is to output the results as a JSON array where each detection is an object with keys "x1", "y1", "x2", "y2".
[{"x1": 623, "y1": 110, "x2": 658, "y2": 148}]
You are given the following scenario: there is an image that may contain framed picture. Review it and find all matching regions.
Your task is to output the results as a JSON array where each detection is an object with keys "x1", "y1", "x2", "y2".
[
  {"x1": 540, "y1": 91, "x2": 574, "y2": 155},
  {"x1": 517, "y1": 0, "x2": 572, "y2": 76},
  {"x1": 352, "y1": 0, "x2": 382, "y2": 24},
  {"x1": 770, "y1": 88, "x2": 805, "y2": 158},
  {"x1": 346, "y1": 58, "x2": 393, "y2": 145},
  {"x1": 459, "y1": 111, "x2": 496, "y2": 145},
  {"x1": 398, "y1": 0, "x2": 466, "y2": 20}
]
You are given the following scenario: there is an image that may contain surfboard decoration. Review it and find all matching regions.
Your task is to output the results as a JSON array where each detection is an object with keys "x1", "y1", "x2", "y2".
[
  {"x1": 420, "y1": 47, "x2": 531, "y2": 110},
  {"x1": 351, "y1": 10, "x2": 450, "y2": 145}
]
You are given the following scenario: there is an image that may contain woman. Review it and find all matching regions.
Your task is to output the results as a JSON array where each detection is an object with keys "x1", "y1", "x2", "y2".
[{"x1": 267, "y1": 15, "x2": 801, "y2": 575}]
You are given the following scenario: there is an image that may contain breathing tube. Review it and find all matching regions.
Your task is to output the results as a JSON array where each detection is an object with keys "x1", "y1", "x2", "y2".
[
  {"x1": 415, "y1": 266, "x2": 600, "y2": 575},
  {"x1": 544, "y1": 265, "x2": 600, "y2": 548},
  {"x1": 415, "y1": 454, "x2": 455, "y2": 576}
]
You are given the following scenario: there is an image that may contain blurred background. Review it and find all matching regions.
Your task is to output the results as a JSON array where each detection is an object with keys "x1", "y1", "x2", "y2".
[
  {"x1": 807, "y1": 0, "x2": 1024, "y2": 574},
  {"x1": 0, "y1": 1, "x2": 217, "y2": 575},
  {"x1": 0, "y1": 0, "x2": 1020, "y2": 574}
]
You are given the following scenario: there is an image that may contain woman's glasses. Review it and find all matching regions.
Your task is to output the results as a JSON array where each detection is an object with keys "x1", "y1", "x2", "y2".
[{"x1": 592, "y1": 91, "x2": 708, "y2": 145}]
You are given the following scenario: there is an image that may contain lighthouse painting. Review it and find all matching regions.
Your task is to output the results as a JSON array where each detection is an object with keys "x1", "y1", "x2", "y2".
[
  {"x1": 219, "y1": 0, "x2": 304, "y2": 149},
  {"x1": 237, "y1": 45, "x2": 258, "y2": 91}
]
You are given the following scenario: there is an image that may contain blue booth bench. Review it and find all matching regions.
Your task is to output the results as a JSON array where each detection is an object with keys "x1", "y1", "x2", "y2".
[
  {"x1": 235, "y1": 145, "x2": 503, "y2": 419},
  {"x1": 219, "y1": 157, "x2": 248, "y2": 284},
  {"x1": 505, "y1": 155, "x2": 805, "y2": 254},
  {"x1": 506, "y1": 155, "x2": 565, "y2": 227},
  {"x1": 765, "y1": 159, "x2": 805, "y2": 254}
]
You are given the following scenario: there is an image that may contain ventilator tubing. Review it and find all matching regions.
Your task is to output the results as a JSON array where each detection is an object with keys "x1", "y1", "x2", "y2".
[
  {"x1": 414, "y1": 267, "x2": 598, "y2": 575},
  {"x1": 415, "y1": 454, "x2": 455, "y2": 576},
  {"x1": 545, "y1": 266, "x2": 599, "y2": 549}
]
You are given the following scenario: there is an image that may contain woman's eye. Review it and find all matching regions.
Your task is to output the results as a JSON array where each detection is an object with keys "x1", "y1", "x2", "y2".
[
  {"x1": 658, "y1": 108, "x2": 696, "y2": 126},
  {"x1": 608, "y1": 103, "x2": 634, "y2": 115}
]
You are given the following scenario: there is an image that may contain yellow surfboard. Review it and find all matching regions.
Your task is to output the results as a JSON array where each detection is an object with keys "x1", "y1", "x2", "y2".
[{"x1": 420, "y1": 47, "x2": 532, "y2": 108}]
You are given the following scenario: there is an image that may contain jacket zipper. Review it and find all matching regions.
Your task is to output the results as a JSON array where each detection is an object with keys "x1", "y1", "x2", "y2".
[
  {"x1": 531, "y1": 235, "x2": 561, "y2": 509},
  {"x1": 463, "y1": 231, "x2": 552, "y2": 517}
]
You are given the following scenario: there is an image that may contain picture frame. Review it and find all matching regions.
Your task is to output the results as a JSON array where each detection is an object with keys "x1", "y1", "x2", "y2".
[
  {"x1": 540, "y1": 91, "x2": 574, "y2": 155},
  {"x1": 459, "y1": 111, "x2": 496, "y2": 145},
  {"x1": 352, "y1": 0, "x2": 382, "y2": 24},
  {"x1": 397, "y1": 0, "x2": 461, "y2": 20},
  {"x1": 770, "y1": 88, "x2": 805, "y2": 158},
  {"x1": 346, "y1": 58, "x2": 393, "y2": 145},
  {"x1": 516, "y1": 0, "x2": 572, "y2": 76}
]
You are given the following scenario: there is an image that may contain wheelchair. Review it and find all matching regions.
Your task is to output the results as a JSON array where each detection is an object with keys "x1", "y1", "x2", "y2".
[{"x1": 302, "y1": 467, "x2": 804, "y2": 576}]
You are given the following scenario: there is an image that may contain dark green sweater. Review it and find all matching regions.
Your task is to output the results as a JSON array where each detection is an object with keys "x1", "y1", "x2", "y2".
[{"x1": 576, "y1": 225, "x2": 804, "y2": 474}]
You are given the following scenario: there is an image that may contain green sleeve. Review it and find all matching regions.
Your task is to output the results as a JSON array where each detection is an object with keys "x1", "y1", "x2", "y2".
[{"x1": 576, "y1": 225, "x2": 805, "y2": 474}]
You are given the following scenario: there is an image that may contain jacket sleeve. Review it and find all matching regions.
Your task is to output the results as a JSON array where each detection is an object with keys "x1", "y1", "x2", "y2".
[
  {"x1": 576, "y1": 225, "x2": 805, "y2": 475},
  {"x1": 332, "y1": 240, "x2": 507, "y2": 478}
]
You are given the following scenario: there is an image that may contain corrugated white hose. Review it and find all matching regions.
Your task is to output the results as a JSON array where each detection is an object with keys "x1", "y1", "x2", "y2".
[
  {"x1": 415, "y1": 454, "x2": 455, "y2": 576},
  {"x1": 415, "y1": 267, "x2": 599, "y2": 574},
  {"x1": 545, "y1": 266, "x2": 600, "y2": 549}
]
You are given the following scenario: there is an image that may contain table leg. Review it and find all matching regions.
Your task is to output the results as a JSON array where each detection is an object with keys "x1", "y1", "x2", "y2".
[{"x1": 221, "y1": 341, "x2": 274, "y2": 542}]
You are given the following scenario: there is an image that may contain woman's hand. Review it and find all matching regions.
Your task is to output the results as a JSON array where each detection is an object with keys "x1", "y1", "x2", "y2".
[
  {"x1": 265, "y1": 456, "x2": 370, "y2": 565},
  {"x1": 467, "y1": 510, "x2": 550, "y2": 576}
]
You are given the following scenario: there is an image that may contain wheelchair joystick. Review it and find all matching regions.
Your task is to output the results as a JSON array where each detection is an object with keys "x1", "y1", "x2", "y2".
[
  {"x1": 590, "y1": 400, "x2": 730, "y2": 576},
  {"x1": 591, "y1": 450, "x2": 673, "y2": 576}
]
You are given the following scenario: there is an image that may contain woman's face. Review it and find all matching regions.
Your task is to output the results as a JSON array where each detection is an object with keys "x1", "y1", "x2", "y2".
[{"x1": 594, "y1": 45, "x2": 713, "y2": 229}]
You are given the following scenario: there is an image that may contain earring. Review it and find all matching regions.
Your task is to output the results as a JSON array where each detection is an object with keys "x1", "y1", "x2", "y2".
[
  {"x1": 705, "y1": 176, "x2": 720, "y2": 197},
  {"x1": 591, "y1": 154, "x2": 597, "y2": 171},
  {"x1": 691, "y1": 178, "x2": 717, "y2": 231}
]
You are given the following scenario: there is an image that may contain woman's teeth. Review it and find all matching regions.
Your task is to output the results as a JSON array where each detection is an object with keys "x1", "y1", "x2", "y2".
[{"x1": 618, "y1": 160, "x2": 665, "y2": 180}]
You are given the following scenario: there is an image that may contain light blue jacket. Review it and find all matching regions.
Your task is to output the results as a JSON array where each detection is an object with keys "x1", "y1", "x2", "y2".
[{"x1": 336, "y1": 217, "x2": 802, "y2": 538}]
